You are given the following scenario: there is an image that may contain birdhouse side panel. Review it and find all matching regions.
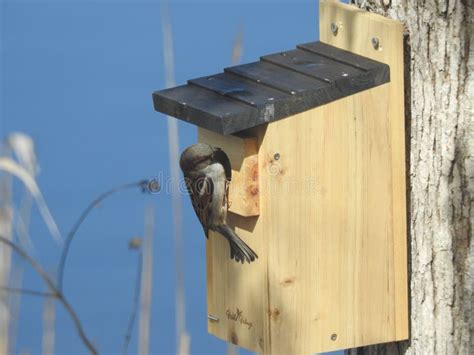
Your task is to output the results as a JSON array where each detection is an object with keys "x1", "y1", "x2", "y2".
[{"x1": 198, "y1": 129, "x2": 265, "y2": 352}]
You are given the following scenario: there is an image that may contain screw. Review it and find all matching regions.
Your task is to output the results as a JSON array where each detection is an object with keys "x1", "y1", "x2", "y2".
[
  {"x1": 372, "y1": 37, "x2": 380, "y2": 50},
  {"x1": 331, "y1": 334, "x2": 337, "y2": 341},
  {"x1": 273, "y1": 153, "x2": 280, "y2": 161},
  {"x1": 208, "y1": 315, "x2": 219, "y2": 322}
]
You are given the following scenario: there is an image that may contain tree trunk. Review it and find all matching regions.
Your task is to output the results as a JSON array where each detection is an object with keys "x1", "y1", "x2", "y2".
[{"x1": 346, "y1": 0, "x2": 473, "y2": 354}]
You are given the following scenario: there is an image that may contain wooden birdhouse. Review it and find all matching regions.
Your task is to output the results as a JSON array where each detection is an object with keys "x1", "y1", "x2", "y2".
[{"x1": 152, "y1": 1, "x2": 408, "y2": 353}]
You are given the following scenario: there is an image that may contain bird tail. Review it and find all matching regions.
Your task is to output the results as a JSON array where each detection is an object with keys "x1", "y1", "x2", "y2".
[{"x1": 214, "y1": 224, "x2": 258, "y2": 264}]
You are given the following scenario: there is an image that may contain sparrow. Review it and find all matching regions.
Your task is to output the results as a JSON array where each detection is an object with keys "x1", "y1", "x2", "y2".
[{"x1": 180, "y1": 143, "x2": 258, "y2": 264}]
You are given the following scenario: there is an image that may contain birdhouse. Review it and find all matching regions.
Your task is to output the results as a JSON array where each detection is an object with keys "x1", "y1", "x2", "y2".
[{"x1": 152, "y1": 1, "x2": 408, "y2": 353}]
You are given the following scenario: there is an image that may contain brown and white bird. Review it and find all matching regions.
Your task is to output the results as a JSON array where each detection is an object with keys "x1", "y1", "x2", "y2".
[{"x1": 180, "y1": 143, "x2": 258, "y2": 264}]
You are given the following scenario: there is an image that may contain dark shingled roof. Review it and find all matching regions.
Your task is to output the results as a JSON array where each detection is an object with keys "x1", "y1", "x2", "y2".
[{"x1": 152, "y1": 41, "x2": 389, "y2": 135}]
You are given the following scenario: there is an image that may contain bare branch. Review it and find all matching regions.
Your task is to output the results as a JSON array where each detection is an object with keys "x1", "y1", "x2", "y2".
[
  {"x1": 121, "y1": 250, "x2": 142, "y2": 355},
  {"x1": 0, "y1": 235, "x2": 98, "y2": 355},
  {"x1": 57, "y1": 180, "x2": 154, "y2": 291},
  {"x1": 231, "y1": 25, "x2": 244, "y2": 65},
  {"x1": 0, "y1": 286, "x2": 56, "y2": 298}
]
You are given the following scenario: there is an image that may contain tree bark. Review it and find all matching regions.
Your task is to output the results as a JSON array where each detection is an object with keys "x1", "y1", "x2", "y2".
[{"x1": 346, "y1": 0, "x2": 473, "y2": 354}]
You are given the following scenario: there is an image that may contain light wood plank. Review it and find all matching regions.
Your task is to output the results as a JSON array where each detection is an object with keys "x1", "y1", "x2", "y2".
[
  {"x1": 201, "y1": 2, "x2": 408, "y2": 353},
  {"x1": 198, "y1": 129, "x2": 260, "y2": 217},
  {"x1": 199, "y1": 128, "x2": 264, "y2": 352},
  {"x1": 320, "y1": 0, "x2": 409, "y2": 342}
]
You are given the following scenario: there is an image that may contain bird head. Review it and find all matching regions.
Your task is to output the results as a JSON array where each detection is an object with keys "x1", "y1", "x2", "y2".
[{"x1": 179, "y1": 143, "x2": 214, "y2": 173}]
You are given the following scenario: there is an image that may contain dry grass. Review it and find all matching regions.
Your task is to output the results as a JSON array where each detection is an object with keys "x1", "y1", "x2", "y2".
[
  {"x1": 138, "y1": 203, "x2": 154, "y2": 355},
  {"x1": 160, "y1": 3, "x2": 190, "y2": 354}
]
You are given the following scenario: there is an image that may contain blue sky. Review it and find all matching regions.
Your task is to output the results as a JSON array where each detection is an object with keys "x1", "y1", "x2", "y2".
[{"x1": 1, "y1": 1, "x2": 343, "y2": 354}]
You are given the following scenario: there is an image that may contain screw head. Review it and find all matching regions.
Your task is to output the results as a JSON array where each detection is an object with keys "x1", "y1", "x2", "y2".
[
  {"x1": 273, "y1": 153, "x2": 280, "y2": 161},
  {"x1": 208, "y1": 314, "x2": 219, "y2": 322},
  {"x1": 372, "y1": 37, "x2": 380, "y2": 50},
  {"x1": 330, "y1": 23, "x2": 338, "y2": 35},
  {"x1": 331, "y1": 333, "x2": 337, "y2": 341}
]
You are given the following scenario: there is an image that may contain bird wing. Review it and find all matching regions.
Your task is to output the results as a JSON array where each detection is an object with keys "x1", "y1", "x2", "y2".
[
  {"x1": 212, "y1": 148, "x2": 232, "y2": 208},
  {"x1": 212, "y1": 148, "x2": 232, "y2": 181},
  {"x1": 185, "y1": 174, "x2": 214, "y2": 238}
]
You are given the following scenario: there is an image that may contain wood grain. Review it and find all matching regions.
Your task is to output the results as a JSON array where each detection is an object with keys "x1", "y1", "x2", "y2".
[
  {"x1": 320, "y1": 0, "x2": 409, "y2": 343},
  {"x1": 199, "y1": 128, "x2": 264, "y2": 352},
  {"x1": 200, "y1": 2, "x2": 408, "y2": 353},
  {"x1": 198, "y1": 129, "x2": 260, "y2": 217}
]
